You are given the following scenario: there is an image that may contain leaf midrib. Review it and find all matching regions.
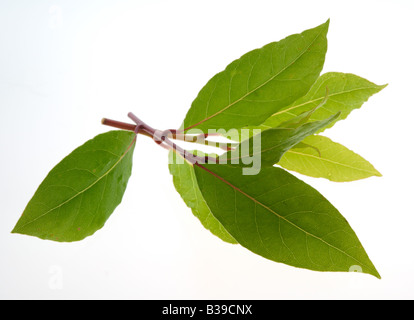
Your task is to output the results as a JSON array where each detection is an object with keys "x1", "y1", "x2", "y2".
[
  {"x1": 270, "y1": 86, "x2": 380, "y2": 119},
  {"x1": 196, "y1": 163, "x2": 377, "y2": 274},
  {"x1": 13, "y1": 136, "x2": 136, "y2": 232},
  {"x1": 184, "y1": 26, "x2": 326, "y2": 131},
  {"x1": 286, "y1": 149, "x2": 380, "y2": 175}
]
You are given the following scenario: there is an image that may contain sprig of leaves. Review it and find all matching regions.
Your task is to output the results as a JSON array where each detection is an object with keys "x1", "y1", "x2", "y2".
[{"x1": 12, "y1": 20, "x2": 386, "y2": 278}]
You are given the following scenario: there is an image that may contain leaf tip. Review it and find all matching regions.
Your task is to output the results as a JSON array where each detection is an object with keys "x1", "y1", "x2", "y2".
[
  {"x1": 371, "y1": 267, "x2": 382, "y2": 280},
  {"x1": 315, "y1": 19, "x2": 330, "y2": 35},
  {"x1": 374, "y1": 170, "x2": 383, "y2": 178},
  {"x1": 320, "y1": 18, "x2": 330, "y2": 31},
  {"x1": 11, "y1": 221, "x2": 29, "y2": 237},
  {"x1": 379, "y1": 83, "x2": 389, "y2": 91},
  {"x1": 332, "y1": 111, "x2": 342, "y2": 121},
  {"x1": 11, "y1": 220, "x2": 21, "y2": 234},
  {"x1": 370, "y1": 163, "x2": 383, "y2": 178}
]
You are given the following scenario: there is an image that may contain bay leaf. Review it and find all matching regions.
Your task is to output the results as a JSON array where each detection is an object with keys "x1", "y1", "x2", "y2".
[
  {"x1": 12, "y1": 131, "x2": 136, "y2": 242},
  {"x1": 224, "y1": 113, "x2": 340, "y2": 169},
  {"x1": 168, "y1": 150, "x2": 237, "y2": 244},
  {"x1": 278, "y1": 135, "x2": 382, "y2": 182},
  {"x1": 259, "y1": 72, "x2": 387, "y2": 131},
  {"x1": 182, "y1": 21, "x2": 330, "y2": 132},
  {"x1": 194, "y1": 163, "x2": 380, "y2": 278}
]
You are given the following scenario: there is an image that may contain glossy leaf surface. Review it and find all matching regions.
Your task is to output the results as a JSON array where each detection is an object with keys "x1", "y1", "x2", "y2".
[
  {"x1": 194, "y1": 163, "x2": 380, "y2": 278},
  {"x1": 12, "y1": 131, "x2": 136, "y2": 242},
  {"x1": 183, "y1": 21, "x2": 329, "y2": 132},
  {"x1": 259, "y1": 72, "x2": 387, "y2": 131},
  {"x1": 169, "y1": 151, "x2": 237, "y2": 244},
  {"x1": 278, "y1": 135, "x2": 382, "y2": 182}
]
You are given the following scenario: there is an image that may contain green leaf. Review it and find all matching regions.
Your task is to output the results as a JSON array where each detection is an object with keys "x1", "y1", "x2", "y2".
[
  {"x1": 12, "y1": 131, "x2": 136, "y2": 242},
  {"x1": 224, "y1": 113, "x2": 340, "y2": 170},
  {"x1": 194, "y1": 163, "x2": 380, "y2": 278},
  {"x1": 238, "y1": 88, "x2": 330, "y2": 141},
  {"x1": 168, "y1": 151, "x2": 237, "y2": 244},
  {"x1": 278, "y1": 135, "x2": 382, "y2": 182},
  {"x1": 259, "y1": 72, "x2": 387, "y2": 131},
  {"x1": 182, "y1": 20, "x2": 330, "y2": 132}
]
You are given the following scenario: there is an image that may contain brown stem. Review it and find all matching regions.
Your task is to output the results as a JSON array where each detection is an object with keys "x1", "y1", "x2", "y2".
[
  {"x1": 102, "y1": 113, "x2": 216, "y2": 164},
  {"x1": 101, "y1": 118, "x2": 153, "y2": 139},
  {"x1": 102, "y1": 117, "x2": 236, "y2": 151},
  {"x1": 101, "y1": 118, "x2": 135, "y2": 131}
]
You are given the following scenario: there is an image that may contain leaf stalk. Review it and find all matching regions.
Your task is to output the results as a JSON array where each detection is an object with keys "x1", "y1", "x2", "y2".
[{"x1": 101, "y1": 113, "x2": 223, "y2": 164}]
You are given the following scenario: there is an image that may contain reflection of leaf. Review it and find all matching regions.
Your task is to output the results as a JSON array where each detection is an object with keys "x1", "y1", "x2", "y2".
[
  {"x1": 183, "y1": 21, "x2": 330, "y2": 132},
  {"x1": 194, "y1": 163, "x2": 380, "y2": 278},
  {"x1": 168, "y1": 151, "x2": 237, "y2": 244},
  {"x1": 259, "y1": 72, "x2": 387, "y2": 131},
  {"x1": 12, "y1": 131, "x2": 136, "y2": 242},
  {"x1": 279, "y1": 135, "x2": 382, "y2": 182}
]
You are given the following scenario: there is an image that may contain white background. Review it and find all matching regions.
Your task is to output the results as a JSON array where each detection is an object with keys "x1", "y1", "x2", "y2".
[{"x1": 0, "y1": 0, "x2": 413, "y2": 299}]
